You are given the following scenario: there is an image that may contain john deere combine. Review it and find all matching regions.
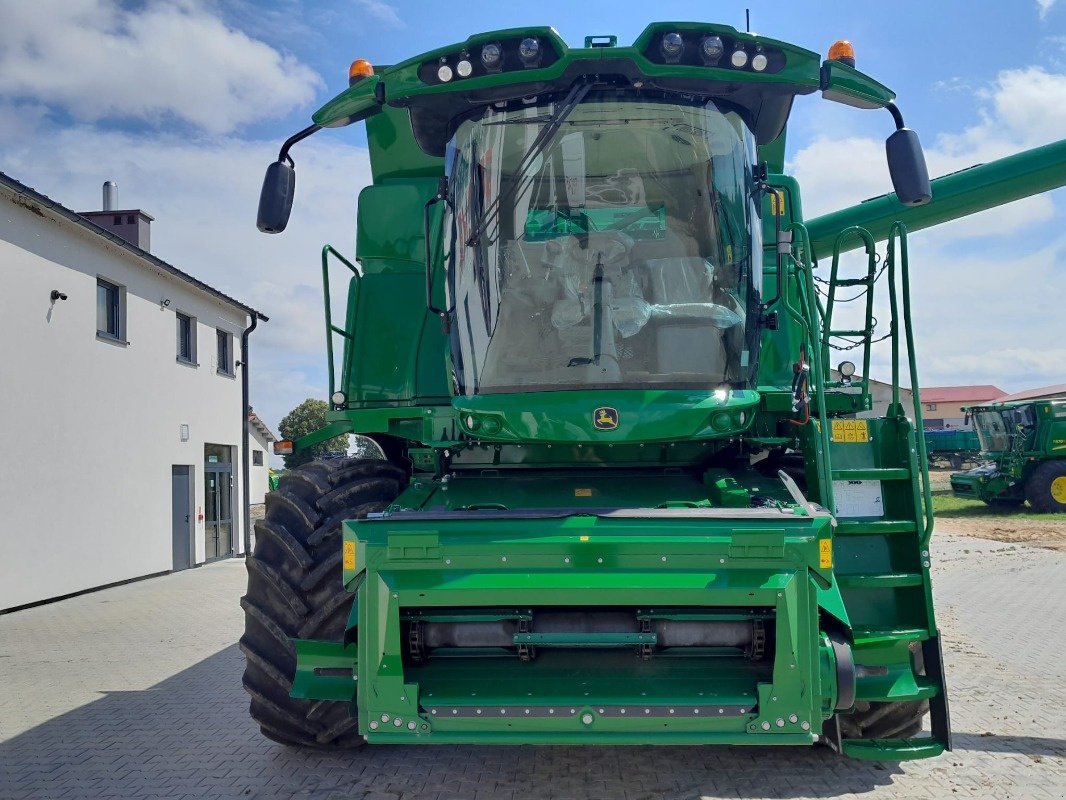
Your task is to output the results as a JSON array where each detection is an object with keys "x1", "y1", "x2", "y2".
[
  {"x1": 951, "y1": 399, "x2": 1066, "y2": 511},
  {"x1": 242, "y1": 23, "x2": 955, "y2": 760}
]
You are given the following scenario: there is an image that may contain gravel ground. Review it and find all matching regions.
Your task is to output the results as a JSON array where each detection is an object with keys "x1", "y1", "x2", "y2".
[{"x1": 1, "y1": 533, "x2": 1064, "y2": 799}]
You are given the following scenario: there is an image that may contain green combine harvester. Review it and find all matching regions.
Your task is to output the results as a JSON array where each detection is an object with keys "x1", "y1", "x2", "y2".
[
  {"x1": 240, "y1": 22, "x2": 1065, "y2": 760},
  {"x1": 950, "y1": 399, "x2": 1066, "y2": 511}
]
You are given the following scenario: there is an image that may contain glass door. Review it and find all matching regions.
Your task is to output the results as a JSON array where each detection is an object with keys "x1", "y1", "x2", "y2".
[{"x1": 204, "y1": 445, "x2": 233, "y2": 560}]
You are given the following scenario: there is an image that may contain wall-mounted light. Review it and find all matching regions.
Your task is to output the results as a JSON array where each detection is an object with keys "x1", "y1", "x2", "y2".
[
  {"x1": 50, "y1": 290, "x2": 68, "y2": 302},
  {"x1": 180, "y1": 424, "x2": 190, "y2": 442},
  {"x1": 161, "y1": 298, "x2": 171, "y2": 308}
]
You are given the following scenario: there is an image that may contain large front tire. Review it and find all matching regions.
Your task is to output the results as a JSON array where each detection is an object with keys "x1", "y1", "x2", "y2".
[
  {"x1": 240, "y1": 458, "x2": 405, "y2": 747},
  {"x1": 1025, "y1": 460, "x2": 1066, "y2": 513}
]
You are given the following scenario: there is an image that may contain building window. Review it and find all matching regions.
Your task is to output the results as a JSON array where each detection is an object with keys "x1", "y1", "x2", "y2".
[
  {"x1": 926, "y1": 403, "x2": 938, "y2": 412},
  {"x1": 113, "y1": 215, "x2": 122, "y2": 225},
  {"x1": 96, "y1": 278, "x2": 124, "y2": 341},
  {"x1": 176, "y1": 312, "x2": 196, "y2": 364},
  {"x1": 252, "y1": 450, "x2": 264, "y2": 466},
  {"x1": 217, "y1": 329, "x2": 234, "y2": 375},
  {"x1": 127, "y1": 214, "x2": 136, "y2": 225}
]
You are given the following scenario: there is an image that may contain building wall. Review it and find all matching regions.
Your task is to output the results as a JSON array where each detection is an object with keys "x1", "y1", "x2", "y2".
[
  {"x1": 249, "y1": 426, "x2": 273, "y2": 506},
  {"x1": 923, "y1": 402, "x2": 970, "y2": 429},
  {"x1": 0, "y1": 195, "x2": 250, "y2": 610}
]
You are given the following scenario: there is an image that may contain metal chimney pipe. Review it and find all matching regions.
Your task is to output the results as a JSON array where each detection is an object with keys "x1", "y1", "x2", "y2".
[{"x1": 102, "y1": 181, "x2": 117, "y2": 211}]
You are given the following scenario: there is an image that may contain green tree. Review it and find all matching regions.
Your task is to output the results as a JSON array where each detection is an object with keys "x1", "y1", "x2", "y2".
[{"x1": 278, "y1": 398, "x2": 349, "y2": 468}]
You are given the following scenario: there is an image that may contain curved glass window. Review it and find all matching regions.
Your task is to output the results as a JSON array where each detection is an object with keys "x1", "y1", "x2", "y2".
[{"x1": 444, "y1": 93, "x2": 762, "y2": 394}]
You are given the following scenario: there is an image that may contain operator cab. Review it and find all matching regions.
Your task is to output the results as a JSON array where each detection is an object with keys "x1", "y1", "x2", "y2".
[{"x1": 444, "y1": 89, "x2": 763, "y2": 397}]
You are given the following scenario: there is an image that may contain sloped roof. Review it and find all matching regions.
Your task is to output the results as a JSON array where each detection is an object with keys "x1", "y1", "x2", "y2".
[
  {"x1": 921, "y1": 385, "x2": 1005, "y2": 403},
  {"x1": 994, "y1": 384, "x2": 1066, "y2": 403},
  {"x1": 248, "y1": 412, "x2": 278, "y2": 443},
  {"x1": 0, "y1": 170, "x2": 267, "y2": 321}
]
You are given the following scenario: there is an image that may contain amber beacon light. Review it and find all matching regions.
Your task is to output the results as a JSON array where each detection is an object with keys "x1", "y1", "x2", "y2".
[
  {"x1": 827, "y1": 39, "x2": 856, "y2": 68},
  {"x1": 348, "y1": 59, "x2": 375, "y2": 84}
]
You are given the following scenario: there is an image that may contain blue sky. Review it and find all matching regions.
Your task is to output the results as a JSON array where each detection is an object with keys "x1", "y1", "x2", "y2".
[{"x1": 1, "y1": 0, "x2": 1064, "y2": 434}]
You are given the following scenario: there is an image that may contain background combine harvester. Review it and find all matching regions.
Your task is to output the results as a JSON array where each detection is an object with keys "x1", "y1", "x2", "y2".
[
  {"x1": 241, "y1": 23, "x2": 1066, "y2": 760},
  {"x1": 951, "y1": 399, "x2": 1066, "y2": 511}
]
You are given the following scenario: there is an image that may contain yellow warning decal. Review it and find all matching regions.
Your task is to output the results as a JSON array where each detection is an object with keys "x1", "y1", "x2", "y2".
[
  {"x1": 343, "y1": 540, "x2": 357, "y2": 571},
  {"x1": 770, "y1": 193, "x2": 786, "y2": 217},
  {"x1": 819, "y1": 539, "x2": 833, "y2": 569},
  {"x1": 831, "y1": 419, "x2": 869, "y2": 443},
  {"x1": 575, "y1": 488, "x2": 593, "y2": 497}
]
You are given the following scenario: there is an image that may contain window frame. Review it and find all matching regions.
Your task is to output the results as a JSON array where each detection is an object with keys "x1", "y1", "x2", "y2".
[
  {"x1": 252, "y1": 450, "x2": 264, "y2": 466},
  {"x1": 216, "y1": 328, "x2": 235, "y2": 376},
  {"x1": 176, "y1": 312, "x2": 198, "y2": 366},
  {"x1": 96, "y1": 277, "x2": 126, "y2": 344}
]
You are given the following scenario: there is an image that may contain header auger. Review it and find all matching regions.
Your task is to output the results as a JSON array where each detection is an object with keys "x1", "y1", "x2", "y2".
[{"x1": 242, "y1": 23, "x2": 971, "y2": 760}]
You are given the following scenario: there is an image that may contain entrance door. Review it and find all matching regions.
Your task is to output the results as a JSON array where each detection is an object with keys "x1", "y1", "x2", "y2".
[
  {"x1": 171, "y1": 466, "x2": 194, "y2": 571},
  {"x1": 204, "y1": 445, "x2": 234, "y2": 560}
]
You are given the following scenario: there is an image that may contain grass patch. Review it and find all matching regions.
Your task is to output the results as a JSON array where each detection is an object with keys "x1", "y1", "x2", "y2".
[{"x1": 930, "y1": 489, "x2": 1066, "y2": 521}]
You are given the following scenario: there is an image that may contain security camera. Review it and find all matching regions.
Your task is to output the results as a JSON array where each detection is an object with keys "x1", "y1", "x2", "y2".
[
  {"x1": 50, "y1": 290, "x2": 68, "y2": 301},
  {"x1": 162, "y1": 298, "x2": 171, "y2": 307}
]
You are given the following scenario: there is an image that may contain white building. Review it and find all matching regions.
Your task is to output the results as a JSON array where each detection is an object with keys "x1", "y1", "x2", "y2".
[
  {"x1": 0, "y1": 173, "x2": 267, "y2": 612},
  {"x1": 248, "y1": 411, "x2": 278, "y2": 506}
]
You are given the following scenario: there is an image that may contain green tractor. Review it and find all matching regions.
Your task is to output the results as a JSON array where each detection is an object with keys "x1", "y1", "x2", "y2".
[
  {"x1": 950, "y1": 399, "x2": 1066, "y2": 512},
  {"x1": 240, "y1": 23, "x2": 1066, "y2": 761}
]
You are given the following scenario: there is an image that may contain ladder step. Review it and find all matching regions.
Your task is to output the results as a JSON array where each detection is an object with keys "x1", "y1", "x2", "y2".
[
  {"x1": 837, "y1": 573, "x2": 925, "y2": 589},
  {"x1": 835, "y1": 520, "x2": 917, "y2": 535},
  {"x1": 833, "y1": 277, "x2": 873, "y2": 287},
  {"x1": 856, "y1": 675, "x2": 941, "y2": 704},
  {"x1": 841, "y1": 738, "x2": 945, "y2": 761},
  {"x1": 851, "y1": 627, "x2": 929, "y2": 644},
  {"x1": 829, "y1": 329, "x2": 870, "y2": 338},
  {"x1": 832, "y1": 468, "x2": 910, "y2": 481}
]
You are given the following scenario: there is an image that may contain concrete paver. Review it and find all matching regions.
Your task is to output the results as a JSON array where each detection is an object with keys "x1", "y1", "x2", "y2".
[{"x1": 1, "y1": 535, "x2": 1064, "y2": 800}]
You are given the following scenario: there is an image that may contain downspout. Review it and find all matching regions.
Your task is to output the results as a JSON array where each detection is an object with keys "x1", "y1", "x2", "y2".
[{"x1": 240, "y1": 311, "x2": 261, "y2": 558}]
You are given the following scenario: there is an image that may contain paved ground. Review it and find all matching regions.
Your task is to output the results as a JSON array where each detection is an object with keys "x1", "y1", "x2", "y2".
[{"x1": 1, "y1": 534, "x2": 1064, "y2": 800}]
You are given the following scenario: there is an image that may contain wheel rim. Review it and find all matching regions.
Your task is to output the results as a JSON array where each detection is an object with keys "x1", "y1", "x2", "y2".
[{"x1": 1051, "y1": 475, "x2": 1066, "y2": 504}]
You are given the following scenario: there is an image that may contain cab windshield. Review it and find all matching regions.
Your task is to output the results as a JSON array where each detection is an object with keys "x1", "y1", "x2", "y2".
[
  {"x1": 972, "y1": 410, "x2": 1009, "y2": 452},
  {"x1": 443, "y1": 92, "x2": 762, "y2": 395}
]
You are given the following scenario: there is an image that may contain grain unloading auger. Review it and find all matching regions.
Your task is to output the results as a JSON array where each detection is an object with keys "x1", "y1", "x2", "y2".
[{"x1": 238, "y1": 24, "x2": 997, "y2": 760}]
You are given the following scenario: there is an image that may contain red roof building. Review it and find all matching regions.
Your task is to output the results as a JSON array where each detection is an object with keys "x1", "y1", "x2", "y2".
[
  {"x1": 993, "y1": 384, "x2": 1066, "y2": 403},
  {"x1": 918, "y1": 385, "x2": 1006, "y2": 429}
]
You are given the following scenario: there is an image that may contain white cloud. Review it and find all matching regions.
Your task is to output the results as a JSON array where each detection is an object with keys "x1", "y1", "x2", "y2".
[
  {"x1": 792, "y1": 67, "x2": 1066, "y2": 221},
  {"x1": 0, "y1": 0, "x2": 321, "y2": 135},
  {"x1": 354, "y1": 0, "x2": 403, "y2": 28},
  {"x1": 1038, "y1": 0, "x2": 1058, "y2": 20},
  {"x1": 791, "y1": 66, "x2": 1066, "y2": 393}
]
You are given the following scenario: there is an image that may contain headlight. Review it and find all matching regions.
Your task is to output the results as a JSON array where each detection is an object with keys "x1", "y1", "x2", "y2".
[
  {"x1": 456, "y1": 58, "x2": 473, "y2": 78},
  {"x1": 519, "y1": 37, "x2": 541, "y2": 66},
  {"x1": 731, "y1": 47, "x2": 748, "y2": 68},
  {"x1": 436, "y1": 61, "x2": 453, "y2": 82},
  {"x1": 751, "y1": 48, "x2": 768, "y2": 72},
  {"x1": 331, "y1": 391, "x2": 347, "y2": 406},
  {"x1": 480, "y1": 42, "x2": 502, "y2": 70},
  {"x1": 700, "y1": 35, "x2": 724, "y2": 64},
  {"x1": 660, "y1": 32, "x2": 684, "y2": 62}
]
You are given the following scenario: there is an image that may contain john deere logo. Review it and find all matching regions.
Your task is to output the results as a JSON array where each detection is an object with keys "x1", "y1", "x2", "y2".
[{"x1": 594, "y1": 407, "x2": 619, "y2": 430}]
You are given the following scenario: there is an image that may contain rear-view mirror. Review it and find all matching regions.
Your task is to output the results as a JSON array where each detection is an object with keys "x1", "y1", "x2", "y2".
[
  {"x1": 257, "y1": 161, "x2": 295, "y2": 233},
  {"x1": 886, "y1": 128, "x2": 932, "y2": 207}
]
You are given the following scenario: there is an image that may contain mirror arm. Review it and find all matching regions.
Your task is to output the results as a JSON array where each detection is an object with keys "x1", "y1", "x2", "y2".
[
  {"x1": 278, "y1": 124, "x2": 322, "y2": 167},
  {"x1": 885, "y1": 101, "x2": 905, "y2": 132}
]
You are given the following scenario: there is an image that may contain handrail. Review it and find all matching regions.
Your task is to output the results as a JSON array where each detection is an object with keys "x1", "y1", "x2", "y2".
[
  {"x1": 886, "y1": 224, "x2": 936, "y2": 547},
  {"x1": 824, "y1": 226, "x2": 878, "y2": 408},
  {"x1": 321, "y1": 244, "x2": 362, "y2": 400},
  {"x1": 790, "y1": 222, "x2": 836, "y2": 514}
]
